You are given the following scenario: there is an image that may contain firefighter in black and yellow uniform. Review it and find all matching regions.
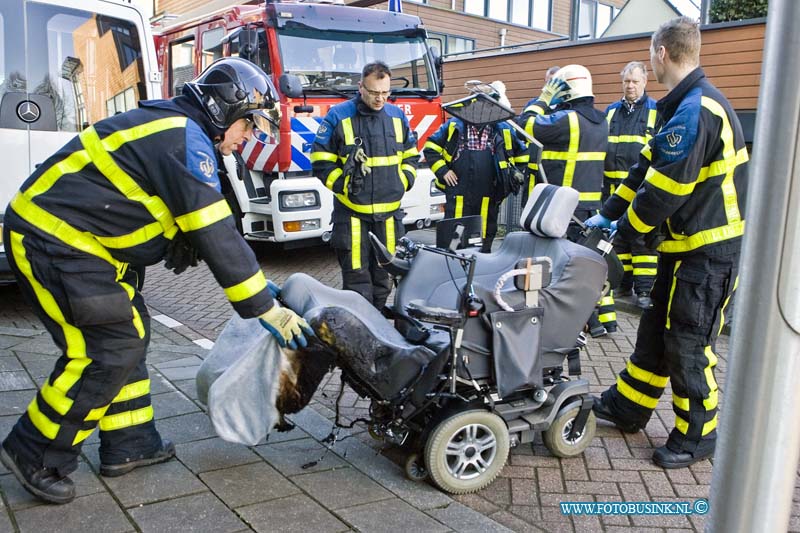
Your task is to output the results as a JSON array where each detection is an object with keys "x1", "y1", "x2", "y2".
[
  {"x1": 587, "y1": 18, "x2": 748, "y2": 469},
  {"x1": 311, "y1": 61, "x2": 419, "y2": 309},
  {"x1": 517, "y1": 65, "x2": 559, "y2": 205},
  {"x1": 605, "y1": 61, "x2": 661, "y2": 310},
  {"x1": 0, "y1": 58, "x2": 312, "y2": 504},
  {"x1": 517, "y1": 64, "x2": 612, "y2": 334},
  {"x1": 423, "y1": 81, "x2": 528, "y2": 253}
]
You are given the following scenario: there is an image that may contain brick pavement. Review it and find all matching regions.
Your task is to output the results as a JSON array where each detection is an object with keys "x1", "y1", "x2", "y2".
[{"x1": 2, "y1": 238, "x2": 800, "y2": 532}]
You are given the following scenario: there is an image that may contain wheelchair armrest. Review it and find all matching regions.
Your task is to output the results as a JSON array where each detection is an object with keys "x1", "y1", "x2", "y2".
[{"x1": 406, "y1": 299, "x2": 463, "y2": 327}]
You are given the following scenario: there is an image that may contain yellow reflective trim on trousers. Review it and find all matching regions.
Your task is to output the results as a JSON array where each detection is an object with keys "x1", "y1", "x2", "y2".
[
  {"x1": 99, "y1": 405, "x2": 154, "y2": 431},
  {"x1": 626, "y1": 205, "x2": 654, "y2": 233},
  {"x1": 351, "y1": 217, "x2": 361, "y2": 270},
  {"x1": 72, "y1": 428, "x2": 95, "y2": 446},
  {"x1": 455, "y1": 196, "x2": 463, "y2": 218},
  {"x1": 599, "y1": 312, "x2": 617, "y2": 322},
  {"x1": 658, "y1": 220, "x2": 745, "y2": 253},
  {"x1": 342, "y1": 118, "x2": 355, "y2": 145},
  {"x1": 616, "y1": 377, "x2": 660, "y2": 409},
  {"x1": 424, "y1": 141, "x2": 444, "y2": 154},
  {"x1": 665, "y1": 260, "x2": 682, "y2": 330},
  {"x1": 392, "y1": 117, "x2": 403, "y2": 143},
  {"x1": 175, "y1": 199, "x2": 232, "y2": 233},
  {"x1": 604, "y1": 170, "x2": 628, "y2": 179},
  {"x1": 599, "y1": 296, "x2": 614, "y2": 306},
  {"x1": 718, "y1": 275, "x2": 738, "y2": 335},
  {"x1": 633, "y1": 255, "x2": 658, "y2": 263},
  {"x1": 326, "y1": 168, "x2": 343, "y2": 190},
  {"x1": 9, "y1": 231, "x2": 87, "y2": 357},
  {"x1": 617, "y1": 253, "x2": 632, "y2": 260},
  {"x1": 673, "y1": 393, "x2": 690, "y2": 412},
  {"x1": 480, "y1": 197, "x2": 489, "y2": 238},
  {"x1": 24, "y1": 149, "x2": 92, "y2": 198},
  {"x1": 633, "y1": 267, "x2": 658, "y2": 276},
  {"x1": 615, "y1": 184, "x2": 636, "y2": 203},
  {"x1": 645, "y1": 167, "x2": 696, "y2": 196},
  {"x1": 224, "y1": 270, "x2": 268, "y2": 303},
  {"x1": 608, "y1": 134, "x2": 648, "y2": 144},
  {"x1": 431, "y1": 160, "x2": 447, "y2": 173},
  {"x1": 310, "y1": 151, "x2": 339, "y2": 163},
  {"x1": 84, "y1": 405, "x2": 110, "y2": 422},
  {"x1": 626, "y1": 359, "x2": 669, "y2": 387},
  {"x1": 701, "y1": 96, "x2": 743, "y2": 224},
  {"x1": 675, "y1": 414, "x2": 717, "y2": 436},
  {"x1": 703, "y1": 345, "x2": 720, "y2": 410},
  {"x1": 386, "y1": 217, "x2": 396, "y2": 255},
  {"x1": 28, "y1": 397, "x2": 59, "y2": 440},
  {"x1": 112, "y1": 379, "x2": 150, "y2": 403},
  {"x1": 579, "y1": 192, "x2": 601, "y2": 201},
  {"x1": 334, "y1": 194, "x2": 401, "y2": 215}
]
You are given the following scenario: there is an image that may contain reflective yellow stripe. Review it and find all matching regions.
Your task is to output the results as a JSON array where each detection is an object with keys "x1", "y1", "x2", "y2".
[
  {"x1": 99, "y1": 405, "x2": 154, "y2": 431},
  {"x1": 604, "y1": 170, "x2": 628, "y2": 179},
  {"x1": 615, "y1": 184, "x2": 636, "y2": 203},
  {"x1": 455, "y1": 196, "x2": 463, "y2": 218},
  {"x1": 541, "y1": 152, "x2": 606, "y2": 161},
  {"x1": 599, "y1": 312, "x2": 617, "y2": 322},
  {"x1": 351, "y1": 217, "x2": 361, "y2": 270},
  {"x1": 599, "y1": 296, "x2": 614, "y2": 305},
  {"x1": 101, "y1": 116, "x2": 187, "y2": 151},
  {"x1": 617, "y1": 253, "x2": 632, "y2": 260},
  {"x1": 514, "y1": 154, "x2": 530, "y2": 164},
  {"x1": 310, "y1": 151, "x2": 339, "y2": 163},
  {"x1": 633, "y1": 255, "x2": 658, "y2": 263},
  {"x1": 342, "y1": 118, "x2": 355, "y2": 145},
  {"x1": 675, "y1": 414, "x2": 717, "y2": 436},
  {"x1": 28, "y1": 397, "x2": 59, "y2": 440},
  {"x1": 645, "y1": 167, "x2": 696, "y2": 196},
  {"x1": 431, "y1": 160, "x2": 447, "y2": 173},
  {"x1": 366, "y1": 155, "x2": 401, "y2": 166},
  {"x1": 334, "y1": 194, "x2": 401, "y2": 215},
  {"x1": 523, "y1": 103, "x2": 546, "y2": 116},
  {"x1": 403, "y1": 147, "x2": 419, "y2": 158},
  {"x1": 616, "y1": 377, "x2": 660, "y2": 409},
  {"x1": 563, "y1": 113, "x2": 579, "y2": 188},
  {"x1": 224, "y1": 270, "x2": 267, "y2": 303},
  {"x1": 326, "y1": 168, "x2": 343, "y2": 190},
  {"x1": 633, "y1": 267, "x2": 658, "y2": 276},
  {"x1": 25, "y1": 150, "x2": 92, "y2": 198},
  {"x1": 386, "y1": 217, "x2": 396, "y2": 255},
  {"x1": 606, "y1": 108, "x2": 616, "y2": 123},
  {"x1": 579, "y1": 192, "x2": 601, "y2": 201},
  {"x1": 627, "y1": 205, "x2": 654, "y2": 233},
  {"x1": 480, "y1": 197, "x2": 490, "y2": 238},
  {"x1": 698, "y1": 148, "x2": 749, "y2": 183},
  {"x1": 665, "y1": 260, "x2": 682, "y2": 330},
  {"x1": 72, "y1": 428, "x2": 95, "y2": 446},
  {"x1": 647, "y1": 108, "x2": 658, "y2": 129},
  {"x1": 627, "y1": 359, "x2": 669, "y2": 387},
  {"x1": 658, "y1": 220, "x2": 745, "y2": 253},
  {"x1": 641, "y1": 144, "x2": 652, "y2": 161},
  {"x1": 392, "y1": 117, "x2": 403, "y2": 143},
  {"x1": 608, "y1": 134, "x2": 648, "y2": 144},
  {"x1": 718, "y1": 275, "x2": 738, "y2": 335},
  {"x1": 175, "y1": 199, "x2": 231, "y2": 232},
  {"x1": 112, "y1": 379, "x2": 150, "y2": 403},
  {"x1": 673, "y1": 393, "x2": 690, "y2": 412},
  {"x1": 84, "y1": 405, "x2": 110, "y2": 422},
  {"x1": 9, "y1": 231, "x2": 87, "y2": 357},
  {"x1": 94, "y1": 221, "x2": 166, "y2": 249},
  {"x1": 701, "y1": 96, "x2": 743, "y2": 224},
  {"x1": 498, "y1": 161, "x2": 509, "y2": 169},
  {"x1": 424, "y1": 141, "x2": 444, "y2": 154},
  {"x1": 502, "y1": 128, "x2": 512, "y2": 150},
  {"x1": 401, "y1": 164, "x2": 416, "y2": 178},
  {"x1": 703, "y1": 345, "x2": 720, "y2": 410}
]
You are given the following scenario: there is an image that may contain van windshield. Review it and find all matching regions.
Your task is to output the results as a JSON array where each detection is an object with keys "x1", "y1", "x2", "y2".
[{"x1": 277, "y1": 28, "x2": 436, "y2": 96}]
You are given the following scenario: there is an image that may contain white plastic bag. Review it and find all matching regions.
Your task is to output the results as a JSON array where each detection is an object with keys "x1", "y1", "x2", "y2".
[{"x1": 196, "y1": 313, "x2": 285, "y2": 445}]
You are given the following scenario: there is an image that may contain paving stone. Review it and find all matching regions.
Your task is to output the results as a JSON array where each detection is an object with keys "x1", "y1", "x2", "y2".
[
  {"x1": 0, "y1": 356, "x2": 24, "y2": 372},
  {"x1": 489, "y1": 510, "x2": 543, "y2": 532},
  {"x1": 0, "y1": 371, "x2": 35, "y2": 391},
  {"x1": 261, "y1": 424, "x2": 309, "y2": 444},
  {"x1": 511, "y1": 477, "x2": 537, "y2": 506},
  {"x1": 147, "y1": 371, "x2": 178, "y2": 394},
  {"x1": 175, "y1": 437, "x2": 261, "y2": 474},
  {"x1": 255, "y1": 437, "x2": 347, "y2": 477},
  {"x1": 129, "y1": 491, "x2": 245, "y2": 533},
  {"x1": 0, "y1": 504, "x2": 12, "y2": 533},
  {"x1": 157, "y1": 365, "x2": 200, "y2": 381},
  {"x1": 200, "y1": 461, "x2": 300, "y2": 507},
  {"x1": 237, "y1": 494, "x2": 349, "y2": 533},
  {"x1": 570, "y1": 514, "x2": 604, "y2": 533},
  {"x1": 641, "y1": 470, "x2": 677, "y2": 498},
  {"x1": 427, "y1": 501, "x2": 514, "y2": 533},
  {"x1": 102, "y1": 457, "x2": 206, "y2": 507},
  {"x1": 13, "y1": 492, "x2": 132, "y2": 533},
  {"x1": 336, "y1": 497, "x2": 449, "y2": 533},
  {"x1": 537, "y1": 467, "x2": 565, "y2": 493},
  {"x1": 0, "y1": 389, "x2": 33, "y2": 415},
  {"x1": 171, "y1": 378, "x2": 199, "y2": 400},
  {"x1": 152, "y1": 390, "x2": 201, "y2": 419},
  {"x1": 291, "y1": 467, "x2": 392, "y2": 510},
  {"x1": 154, "y1": 412, "x2": 217, "y2": 444}
]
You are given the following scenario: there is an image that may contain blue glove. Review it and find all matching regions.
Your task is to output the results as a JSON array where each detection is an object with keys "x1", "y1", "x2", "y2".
[
  {"x1": 610, "y1": 220, "x2": 618, "y2": 232},
  {"x1": 259, "y1": 305, "x2": 315, "y2": 350},
  {"x1": 584, "y1": 213, "x2": 612, "y2": 229},
  {"x1": 267, "y1": 280, "x2": 281, "y2": 298}
]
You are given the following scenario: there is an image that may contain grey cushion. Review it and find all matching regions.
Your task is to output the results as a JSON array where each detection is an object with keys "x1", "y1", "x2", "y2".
[{"x1": 519, "y1": 183, "x2": 579, "y2": 238}]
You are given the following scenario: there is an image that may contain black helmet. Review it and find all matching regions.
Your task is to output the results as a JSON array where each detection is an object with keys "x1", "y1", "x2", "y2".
[{"x1": 183, "y1": 57, "x2": 279, "y2": 131}]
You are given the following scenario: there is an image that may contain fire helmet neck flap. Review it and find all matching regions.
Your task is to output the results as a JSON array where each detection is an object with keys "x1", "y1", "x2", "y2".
[
  {"x1": 553, "y1": 64, "x2": 594, "y2": 102},
  {"x1": 183, "y1": 57, "x2": 280, "y2": 134}
]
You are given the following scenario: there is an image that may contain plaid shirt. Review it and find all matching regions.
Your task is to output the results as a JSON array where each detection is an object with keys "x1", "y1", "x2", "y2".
[{"x1": 456, "y1": 125, "x2": 494, "y2": 158}]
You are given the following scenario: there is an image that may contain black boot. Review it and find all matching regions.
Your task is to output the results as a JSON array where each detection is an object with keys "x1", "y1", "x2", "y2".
[
  {"x1": 100, "y1": 439, "x2": 176, "y2": 477},
  {"x1": 652, "y1": 444, "x2": 714, "y2": 469},
  {"x1": 591, "y1": 396, "x2": 642, "y2": 434},
  {"x1": 0, "y1": 444, "x2": 75, "y2": 504}
]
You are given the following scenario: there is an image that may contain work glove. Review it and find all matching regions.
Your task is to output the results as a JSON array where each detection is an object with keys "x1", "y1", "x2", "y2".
[
  {"x1": 266, "y1": 280, "x2": 281, "y2": 299},
  {"x1": 258, "y1": 304, "x2": 315, "y2": 350},
  {"x1": 538, "y1": 78, "x2": 570, "y2": 108},
  {"x1": 164, "y1": 231, "x2": 200, "y2": 275},
  {"x1": 584, "y1": 213, "x2": 612, "y2": 229}
]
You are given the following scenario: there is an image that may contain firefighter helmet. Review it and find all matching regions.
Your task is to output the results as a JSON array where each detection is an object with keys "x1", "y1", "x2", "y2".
[
  {"x1": 183, "y1": 57, "x2": 279, "y2": 132},
  {"x1": 553, "y1": 64, "x2": 594, "y2": 102}
]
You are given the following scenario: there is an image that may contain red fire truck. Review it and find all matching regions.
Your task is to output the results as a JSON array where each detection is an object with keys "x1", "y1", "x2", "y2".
[{"x1": 153, "y1": 1, "x2": 445, "y2": 247}]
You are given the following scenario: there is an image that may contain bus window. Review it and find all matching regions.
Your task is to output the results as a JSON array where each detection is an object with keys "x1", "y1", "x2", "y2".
[
  {"x1": 201, "y1": 27, "x2": 224, "y2": 70},
  {"x1": 169, "y1": 38, "x2": 195, "y2": 96}
]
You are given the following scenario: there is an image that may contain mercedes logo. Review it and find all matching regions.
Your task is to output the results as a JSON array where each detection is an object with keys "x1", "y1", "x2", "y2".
[{"x1": 16, "y1": 101, "x2": 41, "y2": 123}]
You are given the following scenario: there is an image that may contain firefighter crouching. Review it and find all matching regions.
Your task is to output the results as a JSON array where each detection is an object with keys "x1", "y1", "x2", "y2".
[
  {"x1": 311, "y1": 61, "x2": 419, "y2": 310},
  {"x1": 0, "y1": 58, "x2": 312, "y2": 504},
  {"x1": 423, "y1": 80, "x2": 528, "y2": 253}
]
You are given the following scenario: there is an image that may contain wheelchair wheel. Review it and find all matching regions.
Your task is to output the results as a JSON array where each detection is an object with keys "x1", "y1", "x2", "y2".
[
  {"x1": 424, "y1": 409, "x2": 509, "y2": 494},
  {"x1": 542, "y1": 403, "x2": 596, "y2": 458},
  {"x1": 404, "y1": 452, "x2": 428, "y2": 482}
]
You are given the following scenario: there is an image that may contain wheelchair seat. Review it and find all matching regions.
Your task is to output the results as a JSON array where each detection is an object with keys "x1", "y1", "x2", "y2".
[{"x1": 281, "y1": 273, "x2": 436, "y2": 401}]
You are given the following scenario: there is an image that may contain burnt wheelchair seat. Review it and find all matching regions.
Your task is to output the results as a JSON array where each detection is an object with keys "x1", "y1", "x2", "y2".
[{"x1": 281, "y1": 273, "x2": 436, "y2": 401}]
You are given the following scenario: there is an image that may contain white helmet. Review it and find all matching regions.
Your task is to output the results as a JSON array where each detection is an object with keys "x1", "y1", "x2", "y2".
[{"x1": 553, "y1": 64, "x2": 594, "y2": 102}]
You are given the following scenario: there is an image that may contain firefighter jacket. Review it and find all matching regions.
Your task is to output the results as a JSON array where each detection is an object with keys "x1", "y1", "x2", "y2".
[
  {"x1": 600, "y1": 68, "x2": 748, "y2": 256},
  {"x1": 604, "y1": 93, "x2": 659, "y2": 196},
  {"x1": 422, "y1": 118, "x2": 528, "y2": 201},
  {"x1": 310, "y1": 97, "x2": 419, "y2": 221},
  {"x1": 518, "y1": 98, "x2": 608, "y2": 211},
  {"x1": 6, "y1": 96, "x2": 274, "y2": 318}
]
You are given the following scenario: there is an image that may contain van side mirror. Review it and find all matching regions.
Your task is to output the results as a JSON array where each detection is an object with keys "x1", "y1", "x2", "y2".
[
  {"x1": 429, "y1": 45, "x2": 445, "y2": 93},
  {"x1": 279, "y1": 73, "x2": 304, "y2": 99}
]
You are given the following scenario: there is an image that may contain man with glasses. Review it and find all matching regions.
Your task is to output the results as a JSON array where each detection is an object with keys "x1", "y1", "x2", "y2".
[{"x1": 311, "y1": 61, "x2": 419, "y2": 310}]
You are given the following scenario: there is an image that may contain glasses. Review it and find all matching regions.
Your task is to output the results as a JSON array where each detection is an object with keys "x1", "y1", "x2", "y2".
[{"x1": 362, "y1": 87, "x2": 391, "y2": 98}]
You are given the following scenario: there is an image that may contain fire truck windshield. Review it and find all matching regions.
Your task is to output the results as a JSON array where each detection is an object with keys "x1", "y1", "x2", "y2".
[{"x1": 277, "y1": 28, "x2": 436, "y2": 95}]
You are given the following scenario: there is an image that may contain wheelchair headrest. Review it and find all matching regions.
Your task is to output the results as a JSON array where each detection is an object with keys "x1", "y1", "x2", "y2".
[{"x1": 520, "y1": 184, "x2": 579, "y2": 238}]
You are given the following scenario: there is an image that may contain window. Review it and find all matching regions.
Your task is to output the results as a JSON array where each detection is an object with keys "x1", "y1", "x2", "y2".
[
  {"x1": 106, "y1": 87, "x2": 135, "y2": 116},
  {"x1": 428, "y1": 32, "x2": 475, "y2": 56},
  {"x1": 169, "y1": 38, "x2": 195, "y2": 96},
  {"x1": 462, "y1": 0, "x2": 551, "y2": 31},
  {"x1": 201, "y1": 27, "x2": 224, "y2": 70},
  {"x1": 579, "y1": 0, "x2": 618, "y2": 39}
]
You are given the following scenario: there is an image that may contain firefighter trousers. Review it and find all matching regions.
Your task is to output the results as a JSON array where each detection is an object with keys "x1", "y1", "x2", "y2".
[
  {"x1": 444, "y1": 194, "x2": 499, "y2": 253},
  {"x1": 332, "y1": 213, "x2": 403, "y2": 310},
  {"x1": 600, "y1": 251, "x2": 739, "y2": 454},
  {"x1": 614, "y1": 233, "x2": 658, "y2": 296},
  {"x1": 2, "y1": 225, "x2": 161, "y2": 477}
]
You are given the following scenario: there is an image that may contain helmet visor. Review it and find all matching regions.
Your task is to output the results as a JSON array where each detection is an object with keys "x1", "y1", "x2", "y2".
[{"x1": 249, "y1": 106, "x2": 281, "y2": 140}]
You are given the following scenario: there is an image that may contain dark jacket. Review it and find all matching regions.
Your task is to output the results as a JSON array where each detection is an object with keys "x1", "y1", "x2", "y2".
[
  {"x1": 310, "y1": 97, "x2": 419, "y2": 221},
  {"x1": 6, "y1": 95, "x2": 274, "y2": 318},
  {"x1": 601, "y1": 68, "x2": 748, "y2": 256},
  {"x1": 604, "y1": 93, "x2": 660, "y2": 195}
]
